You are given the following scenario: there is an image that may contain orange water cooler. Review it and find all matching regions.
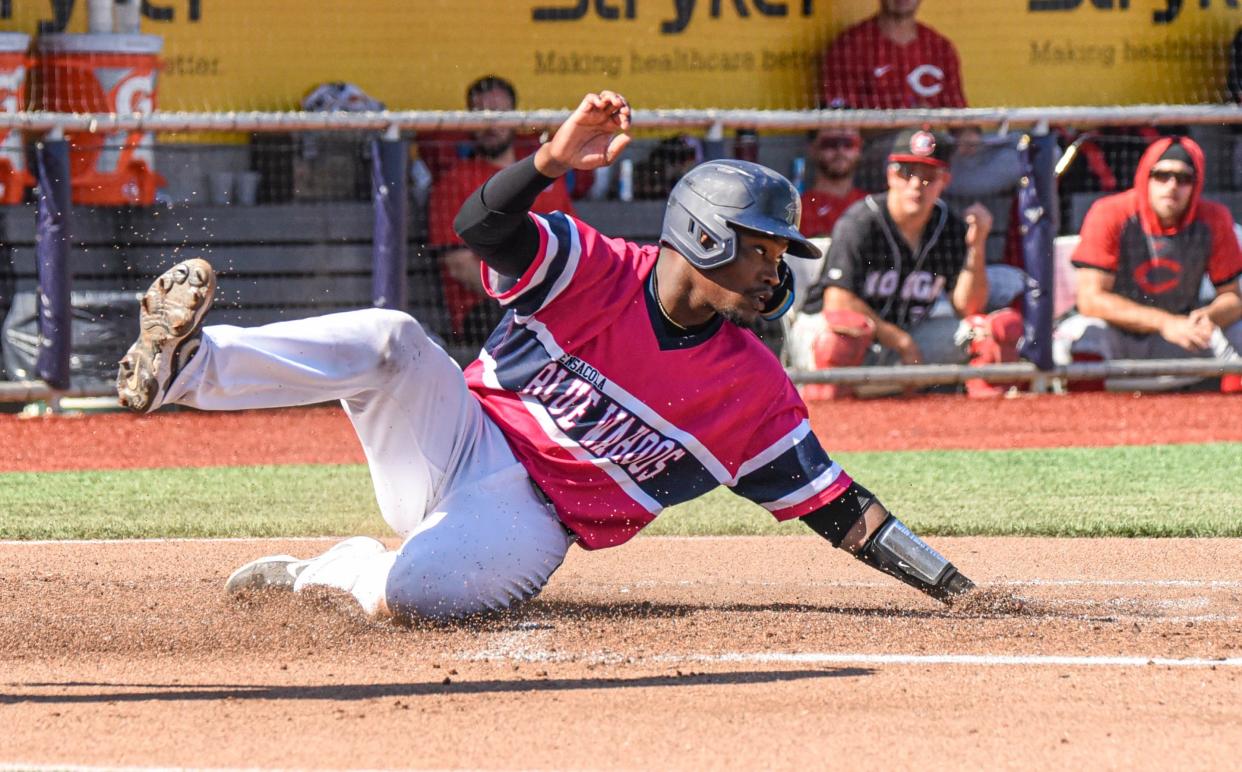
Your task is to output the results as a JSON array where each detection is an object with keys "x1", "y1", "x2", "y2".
[
  {"x1": 34, "y1": 33, "x2": 165, "y2": 205},
  {"x1": 0, "y1": 32, "x2": 32, "y2": 204}
]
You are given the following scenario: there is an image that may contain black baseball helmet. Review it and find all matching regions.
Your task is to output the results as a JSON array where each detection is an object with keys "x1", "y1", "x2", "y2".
[{"x1": 660, "y1": 159, "x2": 821, "y2": 269}]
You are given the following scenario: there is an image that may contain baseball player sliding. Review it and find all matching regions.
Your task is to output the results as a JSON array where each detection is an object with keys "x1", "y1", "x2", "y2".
[{"x1": 116, "y1": 90, "x2": 975, "y2": 619}]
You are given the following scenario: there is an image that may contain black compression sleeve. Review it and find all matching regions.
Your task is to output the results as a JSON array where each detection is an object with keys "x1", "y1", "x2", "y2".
[
  {"x1": 799, "y1": 480, "x2": 877, "y2": 548},
  {"x1": 453, "y1": 154, "x2": 557, "y2": 278}
]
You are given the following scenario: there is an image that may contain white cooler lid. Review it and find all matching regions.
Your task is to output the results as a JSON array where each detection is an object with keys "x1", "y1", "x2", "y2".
[{"x1": 38, "y1": 33, "x2": 163, "y2": 55}]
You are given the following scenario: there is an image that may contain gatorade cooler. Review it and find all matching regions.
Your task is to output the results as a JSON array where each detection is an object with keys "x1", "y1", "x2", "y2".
[
  {"x1": 35, "y1": 33, "x2": 165, "y2": 206},
  {"x1": 0, "y1": 32, "x2": 32, "y2": 205}
]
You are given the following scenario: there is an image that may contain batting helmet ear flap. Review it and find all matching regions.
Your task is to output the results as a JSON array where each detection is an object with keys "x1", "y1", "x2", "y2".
[
  {"x1": 760, "y1": 260, "x2": 796, "y2": 321},
  {"x1": 662, "y1": 193, "x2": 736, "y2": 267}
]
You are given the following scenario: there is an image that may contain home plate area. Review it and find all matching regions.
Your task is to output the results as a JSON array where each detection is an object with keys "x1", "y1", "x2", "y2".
[{"x1": 1, "y1": 536, "x2": 1240, "y2": 770}]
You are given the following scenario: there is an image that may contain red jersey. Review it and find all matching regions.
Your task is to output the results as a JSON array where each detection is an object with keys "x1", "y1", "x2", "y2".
[
  {"x1": 429, "y1": 157, "x2": 575, "y2": 333},
  {"x1": 1072, "y1": 136, "x2": 1242, "y2": 315},
  {"x1": 799, "y1": 188, "x2": 867, "y2": 238},
  {"x1": 820, "y1": 17, "x2": 966, "y2": 109}
]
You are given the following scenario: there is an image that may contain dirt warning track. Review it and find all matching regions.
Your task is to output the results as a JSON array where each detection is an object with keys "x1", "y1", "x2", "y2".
[
  {"x1": 2, "y1": 536, "x2": 1239, "y2": 770},
  {"x1": 5, "y1": 391, "x2": 1242, "y2": 473}
]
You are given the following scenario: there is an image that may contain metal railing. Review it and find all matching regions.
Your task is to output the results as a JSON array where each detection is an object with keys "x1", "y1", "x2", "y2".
[
  {"x1": 6, "y1": 358, "x2": 1238, "y2": 409},
  {"x1": 788, "y1": 358, "x2": 1242, "y2": 388},
  {"x1": 1, "y1": 104, "x2": 1240, "y2": 135}
]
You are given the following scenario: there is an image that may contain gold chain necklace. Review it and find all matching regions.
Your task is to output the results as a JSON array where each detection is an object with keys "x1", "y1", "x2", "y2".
[{"x1": 651, "y1": 267, "x2": 688, "y2": 331}]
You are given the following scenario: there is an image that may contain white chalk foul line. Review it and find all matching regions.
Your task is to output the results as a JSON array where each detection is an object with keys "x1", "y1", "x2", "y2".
[
  {"x1": 0, "y1": 536, "x2": 345, "y2": 546},
  {"x1": 464, "y1": 646, "x2": 1242, "y2": 669},
  {"x1": 1007, "y1": 578, "x2": 1242, "y2": 589},
  {"x1": 609, "y1": 577, "x2": 1242, "y2": 590},
  {"x1": 0, "y1": 766, "x2": 412, "y2": 772},
  {"x1": 674, "y1": 652, "x2": 1242, "y2": 668}
]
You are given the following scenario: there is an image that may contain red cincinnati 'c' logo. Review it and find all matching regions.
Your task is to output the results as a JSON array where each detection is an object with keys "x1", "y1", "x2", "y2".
[{"x1": 1133, "y1": 257, "x2": 1182, "y2": 295}]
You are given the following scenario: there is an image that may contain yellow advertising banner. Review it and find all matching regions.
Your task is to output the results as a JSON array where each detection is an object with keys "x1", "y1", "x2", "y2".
[{"x1": 2, "y1": 0, "x2": 1240, "y2": 110}]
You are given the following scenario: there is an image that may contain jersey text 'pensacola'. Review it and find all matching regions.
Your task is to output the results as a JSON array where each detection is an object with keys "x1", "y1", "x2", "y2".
[{"x1": 463, "y1": 211, "x2": 852, "y2": 550}]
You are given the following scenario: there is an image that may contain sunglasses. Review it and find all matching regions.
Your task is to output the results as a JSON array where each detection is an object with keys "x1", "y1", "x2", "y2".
[
  {"x1": 890, "y1": 162, "x2": 943, "y2": 186},
  {"x1": 815, "y1": 136, "x2": 860, "y2": 151},
  {"x1": 1149, "y1": 169, "x2": 1195, "y2": 186}
]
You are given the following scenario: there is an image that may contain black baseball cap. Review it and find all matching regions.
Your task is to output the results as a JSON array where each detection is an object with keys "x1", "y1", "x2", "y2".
[{"x1": 889, "y1": 129, "x2": 954, "y2": 168}]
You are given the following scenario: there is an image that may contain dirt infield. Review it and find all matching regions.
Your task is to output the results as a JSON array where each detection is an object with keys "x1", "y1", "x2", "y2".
[
  {"x1": 2, "y1": 393, "x2": 1241, "y2": 769},
  {"x1": 2, "y1": 537, "x2": 1240, "y2": 770}
]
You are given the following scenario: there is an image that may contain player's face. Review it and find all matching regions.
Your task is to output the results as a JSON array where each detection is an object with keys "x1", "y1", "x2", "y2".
[
  {"x1": 697, "y1": 230, "x2": 788, "y2": 325},
  {"x1": 470, "y1": 86, "x2": 516, "y2": 158},
  {"x1": 886, "y1": 161, "x2": 948, "y2": 218},
  {"x1": 812, "y1": 129, "x2": 862, "y2": 180},
  {"x1": 1147, "y1": 160, "x2": 1195, "y2": 225},
  {"x1": 880, "y1": 0, "x2": 921, "y2": 20}
]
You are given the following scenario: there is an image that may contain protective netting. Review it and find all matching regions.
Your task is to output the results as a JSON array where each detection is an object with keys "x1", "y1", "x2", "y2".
[
  {"x1": 5, "y1": 1, "x2": 1242, "y2": 389},
  {"x1": 2, "y1": 122, "x2": 1234, "y2": 386}
]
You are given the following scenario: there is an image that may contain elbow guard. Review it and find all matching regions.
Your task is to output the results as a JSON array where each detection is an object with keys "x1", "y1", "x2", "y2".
[{"x1": 857, "y1": 514, "x2": 975, "y2": 604}]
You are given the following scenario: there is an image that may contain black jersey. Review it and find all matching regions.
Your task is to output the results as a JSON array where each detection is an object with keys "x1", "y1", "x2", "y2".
[{"x1": 802, "y1": 194, "x2": 968, "y2": 328}]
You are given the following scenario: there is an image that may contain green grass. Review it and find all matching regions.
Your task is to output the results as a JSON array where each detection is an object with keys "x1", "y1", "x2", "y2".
[
  {"x1": 653, "y1": 442, "x2": 1242, "y2": 539},
  {"x1": 2, "y1": 443, "x2": 1239, "y2": 540},
  {"x1": 0, "y1": 465, "x2": 385, "y2": 540}
]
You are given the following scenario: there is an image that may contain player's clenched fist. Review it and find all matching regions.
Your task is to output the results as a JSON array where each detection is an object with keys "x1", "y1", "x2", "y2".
[
  {"x1": 536, "y1": 91, "x2": 631, "y2": 178},
  {"x1": 962, "y1": 202, "x2": 993, "y2": 253}
]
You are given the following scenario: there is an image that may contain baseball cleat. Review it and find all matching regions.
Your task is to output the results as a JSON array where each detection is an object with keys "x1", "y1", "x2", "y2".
[
  {"x1": 116, "y1": 258, "x2": 216, "y2": 414},
  {"x1": 225, "y1": 555, "x2": 306, "y2": 594}
]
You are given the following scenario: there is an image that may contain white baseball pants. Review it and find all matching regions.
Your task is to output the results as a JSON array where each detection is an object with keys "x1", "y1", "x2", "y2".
[
  {"x1": 167, "y1": 309, "x2": 574, "y2": 619},
  {"x1": 1053, "y1": 313, "x2": 1242, "y2": 390}
]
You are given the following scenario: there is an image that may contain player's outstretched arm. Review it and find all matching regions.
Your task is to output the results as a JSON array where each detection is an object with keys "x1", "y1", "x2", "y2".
[{"x1": 801, "y1": 481, "x2": 975, "y2": 604}]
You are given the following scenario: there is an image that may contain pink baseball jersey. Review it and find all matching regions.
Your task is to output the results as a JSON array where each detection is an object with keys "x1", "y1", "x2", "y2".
[{"x1": 463, "y1": 212, "x2": 852, "y2": 550}]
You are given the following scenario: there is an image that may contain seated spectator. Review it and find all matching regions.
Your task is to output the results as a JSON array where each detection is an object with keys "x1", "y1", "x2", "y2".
[
  {"x1": 425, "y1": 76, "x2": 575, "y2": 350},
  {"x1": 819, "y1": 0, "x2": 968, "y2": 194},
  {"x1": 945, "y1": 125, "x2": 1029, "y2": 309},
  {"x1": 787, "y1": 129, "x2": 1023, "y2": 399},
  {"x1": 1054, "y1": 136, "x2": 1242, "y2": 393},
  {"x1": 1051, "y1": 125, "x2": 1198, "y2": 233},
  {"x1": 767, "y1": 127, "x2": 867, "y2": 360},
  {"x1": 633, "y1": 134, "x2": 701, "y2": 200},
  {"x1": 770, "y1": 127, "x2": 867, "y2": 354},
  {"x1": 801, "y1": 128, "x2": 867, "y2": 238},
  {"x1": 945, "y1": 126, "x2": 1021, "y2": 201}
]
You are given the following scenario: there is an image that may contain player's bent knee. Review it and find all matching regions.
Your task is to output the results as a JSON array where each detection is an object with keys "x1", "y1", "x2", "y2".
[
  {"x1": 385, "y1": 569, "x2": 544, "y2": 620},
  {"x1": 383, "y1": 551, "x2": 548, "y2": 620},
  {"x1": 987, "y1": 308, "x2": 1024, "y2": 345},
  {"x1": 966, "y1": 308, "x2": 1024, "y2": 364},
  {"x1": 366, "y1": 310, "x2": 433, "y2": 379}
]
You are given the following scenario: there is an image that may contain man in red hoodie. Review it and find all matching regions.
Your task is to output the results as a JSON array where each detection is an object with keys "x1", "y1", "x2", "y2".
[{"x1": 1056, "y1": 136, "x2": 1242, "y2": 391}]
